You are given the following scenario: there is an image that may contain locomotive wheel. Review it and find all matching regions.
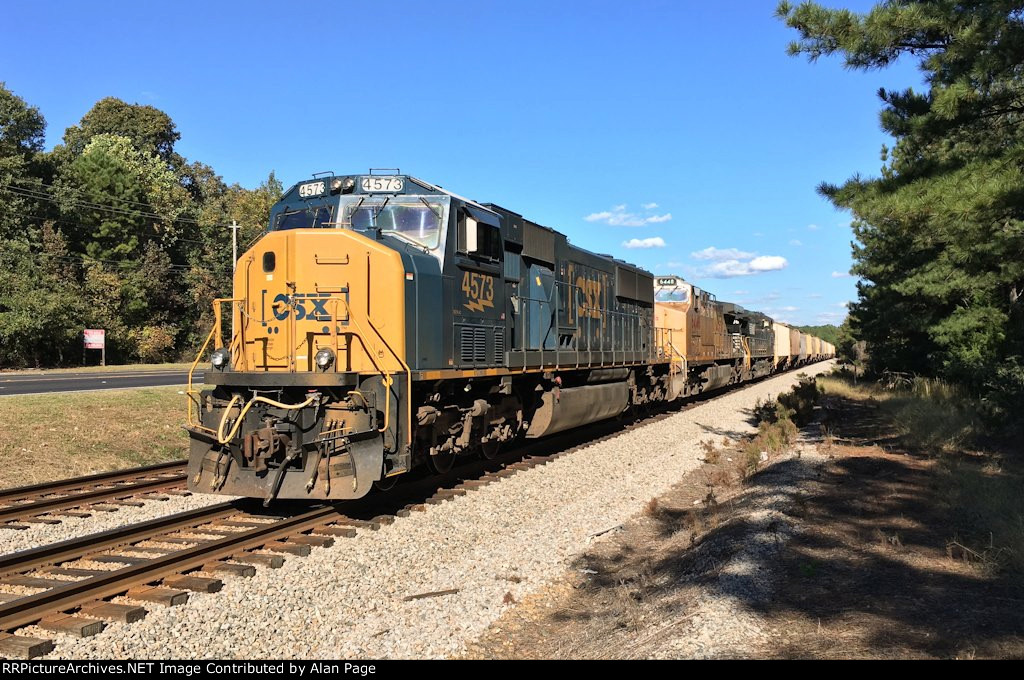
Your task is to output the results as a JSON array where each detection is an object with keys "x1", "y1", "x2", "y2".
[
  {"x1": 480, "y1": 440, "x2": 501, "y2": 460},
  {"x1": 374, "y1": 474, "x2": 399, "y2": 492},
  {"x1": 428, "y1": 451, "x2": 455, "y2": 474}
]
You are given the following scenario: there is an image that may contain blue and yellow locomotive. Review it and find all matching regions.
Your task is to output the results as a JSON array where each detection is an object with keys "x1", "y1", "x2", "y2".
[{"x1": 185, "y1": 172, "x2": 833, "y2": 504}]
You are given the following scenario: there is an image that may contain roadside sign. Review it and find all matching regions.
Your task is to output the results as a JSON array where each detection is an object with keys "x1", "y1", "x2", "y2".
[
  {"x1": 84, "y1": 328, "x2": 106, "y2": 366},
  {"x1": 84, "y1": 329, "x2": 105, "y2": 349}
]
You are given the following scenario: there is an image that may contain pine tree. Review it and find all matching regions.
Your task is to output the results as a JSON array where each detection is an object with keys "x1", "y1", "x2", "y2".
[{"x1": 778, "y1": 1, "x2": 1024, "y2": 414}]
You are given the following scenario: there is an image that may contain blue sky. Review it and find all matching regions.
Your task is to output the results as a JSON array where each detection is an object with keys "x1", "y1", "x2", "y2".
[{"x1": 1, "y1": 0, "x2": 923, "y2": 326}]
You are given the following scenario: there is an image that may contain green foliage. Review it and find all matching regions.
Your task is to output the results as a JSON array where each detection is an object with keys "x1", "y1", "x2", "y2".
[
  {"x1": 60, "y1": 97, "x2": 181, "y2": 164},
  {"x1": 0, "y1": 82, "x2": 48, "y2": 241},
  {"x1": 778, "y1": 1, "x2": 1024, "y2": 421},
  {"x1": 795, "y1": 323, "x2": 840, "y2": 345},
  {"x1": 0, "y1": 226, "x2": 85, "y2": 366},
  {"x1": 0, "y1": 85, "x2": 279, "y2": 367}
]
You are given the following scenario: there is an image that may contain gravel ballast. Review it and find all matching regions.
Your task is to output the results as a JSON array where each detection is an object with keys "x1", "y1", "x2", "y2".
[
  {"x1": 36, "y1": 362, "x2": 835, "y2": 659},
  {"x1": 0, "y1": 492, "x2": 233, "y2": 557}
]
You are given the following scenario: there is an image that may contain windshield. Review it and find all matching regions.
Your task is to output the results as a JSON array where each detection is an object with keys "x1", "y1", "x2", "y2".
[
  {"x1": 275, "y1": 205, "x2": 334, "y2": 230},
  {"x1": 345, "y1": 197, "x2": 448, "y2": 250},
  {"x1": 655, "y1": 287, "x2": 690, "y2": 303}
]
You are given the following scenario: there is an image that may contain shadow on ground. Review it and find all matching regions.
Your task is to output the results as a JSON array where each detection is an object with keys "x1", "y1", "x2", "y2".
[{"x1": 573, "y1": 399, "x2": 1024, "y2": 658}]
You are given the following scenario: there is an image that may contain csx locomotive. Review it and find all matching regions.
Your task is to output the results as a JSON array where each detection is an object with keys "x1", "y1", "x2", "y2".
[{"x1": 185, "y1": 172, "x2": 833, "y2": 504}]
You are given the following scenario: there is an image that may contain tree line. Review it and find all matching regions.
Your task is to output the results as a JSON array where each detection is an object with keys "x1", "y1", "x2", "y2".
[
  {"x1": 0, "y1": 86, "x2": 281, "y2": 367},
  {"x1": 779, "y1": 1, "x2": 1024, "y2": 420}
]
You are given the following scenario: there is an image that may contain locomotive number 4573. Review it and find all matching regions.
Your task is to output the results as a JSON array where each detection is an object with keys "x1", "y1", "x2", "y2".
[{"x1": 462, "y1": 271, "x2": 495, "y2": 312}]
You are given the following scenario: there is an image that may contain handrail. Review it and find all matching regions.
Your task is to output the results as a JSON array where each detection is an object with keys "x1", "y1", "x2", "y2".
[
  {"x1": 186, "y1": 297, "x2": 243, "y2": 434},
  {"x1": 186, "y1": 325, "x2": 217, "y2": 434},
  {"x1": 342, "y1": 297, "x2": 412, "y2": 447}
]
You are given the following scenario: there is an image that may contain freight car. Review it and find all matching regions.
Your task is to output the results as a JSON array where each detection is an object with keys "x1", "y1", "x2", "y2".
[{"x1": 185, "y1": 172, "x2": 832, "y2": 504}]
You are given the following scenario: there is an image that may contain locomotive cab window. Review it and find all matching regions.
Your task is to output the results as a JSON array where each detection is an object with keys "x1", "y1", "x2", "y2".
[
  {"x1": 458, "y1": 212, "x2": 502, "y2": 261},
  {"x1": 655, "y1": 288, "x2": 689, "y2": 303},
  {"x1": 262, "y1": 251, "x2": 276, "y2": 272},
  {"x1": 346, "y1": 199, "x2": 444, "y2": 250},
  {"x1": 275, "y1": 205, "x2": 334, "y2": 230}
]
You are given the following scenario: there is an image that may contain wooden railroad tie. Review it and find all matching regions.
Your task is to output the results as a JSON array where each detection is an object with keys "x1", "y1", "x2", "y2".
[
  {"x1": 126, "y1": 586, "x2": 189, "y2": 606},
  {"x1": 0, "y1": 632, "x2": 55, "y2": 659},
  {"x1": 78, "y1": 601, "x2": 147, "y2": 624},
  {"x1": 288, "y1": 534, "x2": 335, "y2": 548},
  {"x1": 39, "y1": 614, "x2": 105, "y2": 638},
  {"x1": 231, "y1": 552, "x2": 285, "y2": 569},
  {"x1": 202, "y1": 561, "x2": 256, "y2": 578},
  {"x1": 313, "y1": 526, "x2": 357, "y2": 538},
  {"x1": 162, "y1": 574, "x2": 223, "y2": 594}
]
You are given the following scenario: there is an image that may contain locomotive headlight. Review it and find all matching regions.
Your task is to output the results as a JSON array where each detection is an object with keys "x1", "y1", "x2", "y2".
[
  {"x1": 332, "y1": 177, "x2": 356, "y2": 194},
  {"x1": 211, "y1": 348, "x2": 230, "y2": 370},
  {"x1": 315, "y1": 348, "x2": 335, "y2": 370}
]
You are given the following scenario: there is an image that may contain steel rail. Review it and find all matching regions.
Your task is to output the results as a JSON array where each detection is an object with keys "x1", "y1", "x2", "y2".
[
  {"x1": 0, "y1": 502, "x2": 238, "y2": 578},
  {"x1": 0, "y1": 504, "x2": 342, "y2": 631},
  {"x1": 0, "y1": 475, "x2": 189, "y2": 524},
  {"x1": 0, "y1": 461, "x2": 186, "y2": 503}
]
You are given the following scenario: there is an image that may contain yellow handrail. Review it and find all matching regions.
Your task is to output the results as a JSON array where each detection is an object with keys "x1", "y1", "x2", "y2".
[
  {"x1": 186, "y1": 325, "x2": 217, "y2": 434},
  {"x1": 334, "y1": 297, "x2": 410, "y2": 444},
  {"x1": 186, "y1": 298, "x2": 243, "y2": 434}
]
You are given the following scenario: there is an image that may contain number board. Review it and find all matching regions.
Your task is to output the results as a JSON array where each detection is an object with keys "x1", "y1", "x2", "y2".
[
  {"x1": 656, "y1": 277, "x2": 679, "y2": 286},
  {"x1": 360, "y1": 176, "x2": 404, "y2": 193},
  {"x1": 298, "y1": 181, "x2": 326, "y2": 198}
]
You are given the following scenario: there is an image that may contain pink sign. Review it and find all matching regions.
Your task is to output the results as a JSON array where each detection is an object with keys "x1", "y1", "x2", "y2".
[{"x1": 84, "y1": 329, "x2": 105, "y2": 349}]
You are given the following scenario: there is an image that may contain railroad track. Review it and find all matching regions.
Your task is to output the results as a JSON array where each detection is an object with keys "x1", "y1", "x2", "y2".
[
  {"x1": 0, "y1": 364, "x2": 830, "y2": 659},
  {"x1": 0, "y1": 461, "x2": 188, "y2": 529},
  {"x1": 0, "y1": 417, "x2": 643, "y2": 659}
]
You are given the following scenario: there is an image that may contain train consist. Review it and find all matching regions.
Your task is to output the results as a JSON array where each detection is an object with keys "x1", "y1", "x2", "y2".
[{"x1": 185, "y1": 173, "x2": 834, "y2": 503}]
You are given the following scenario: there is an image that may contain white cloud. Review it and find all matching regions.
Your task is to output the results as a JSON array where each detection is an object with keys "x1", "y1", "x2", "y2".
[
  {"x1": 622, "y1": 237, "x2": 666, "y2": 249},
  {"x1": 789, "y1": 239, "x2": 803, "y2": 246},
  {"x1": 733, "y1": 289, "x2": 750, "y2": 295},
  {"x1": 584, "y1": 204, "x2": 671, "y2": 227},
  {"x1": 691, "y1": 248, "x2": 788, "y2": 278},
  {"x1": 642, "y1": 202, "x2": 658, "y2": 210},
  {"x1": 831, "y1": 270, "x2": 852, "y2": 278},
  {"x1": 702, "y1": 256, "x2": 788, "y2": 278},
  {"x1": 749, "y1": 255, "x2": 787, "y2": 272},
  {"x1": 808, "y1": 293, "x2": 823, "y2": 299},
  {"x1": 691, "y1": 247, "x2": 755, "y2": 261},
  {"x1": 807, "y1": 223, "x2": 820, "y2": 231}
]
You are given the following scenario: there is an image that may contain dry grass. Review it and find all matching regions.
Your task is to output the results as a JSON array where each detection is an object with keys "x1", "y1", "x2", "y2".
[
  {"x1": 819, "y1": 372, "x2": 982, "y2": 453},
  {"x1": 819, "y1": 370, "x2": 1023, "y2": 575},
  {"x1": 0, "y1": 386, "x2": 195, "y2": 488}
]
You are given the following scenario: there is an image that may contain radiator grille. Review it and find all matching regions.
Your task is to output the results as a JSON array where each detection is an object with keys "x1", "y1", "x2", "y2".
[
  {"x1": 494, "y1": 329, "x2": 505, "y2": 365},
  {"x1": 460, "y1": 326, "x2": 488, "y2": 364}
]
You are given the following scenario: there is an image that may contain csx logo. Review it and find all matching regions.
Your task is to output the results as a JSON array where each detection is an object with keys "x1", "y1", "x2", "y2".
[{"x1": 272, "y1": 293, "x2": 332, "y2": 321}]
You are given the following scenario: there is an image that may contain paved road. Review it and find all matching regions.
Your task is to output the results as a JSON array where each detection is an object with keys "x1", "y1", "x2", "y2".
[{"x1": 0, "y1": 370, "x2": 204, "y2": 396}]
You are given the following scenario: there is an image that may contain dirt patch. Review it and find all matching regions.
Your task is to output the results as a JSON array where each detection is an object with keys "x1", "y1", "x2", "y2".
[{"x1": 464, "y1": 391, "x2": 1024, "y2": 659}]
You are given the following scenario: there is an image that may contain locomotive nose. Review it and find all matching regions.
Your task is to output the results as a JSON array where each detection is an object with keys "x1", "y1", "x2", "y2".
[{"x1": 231, "y1": 228, "x2": 407, "y2": 375}]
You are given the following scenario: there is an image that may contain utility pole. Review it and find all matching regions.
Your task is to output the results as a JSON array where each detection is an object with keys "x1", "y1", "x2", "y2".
[
  {"x1": 230, "y1": 220, "x2": 240, "y2": 272},
  {"x1": 229, "y1": 220, "x2": 240, "y2": 340}
]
